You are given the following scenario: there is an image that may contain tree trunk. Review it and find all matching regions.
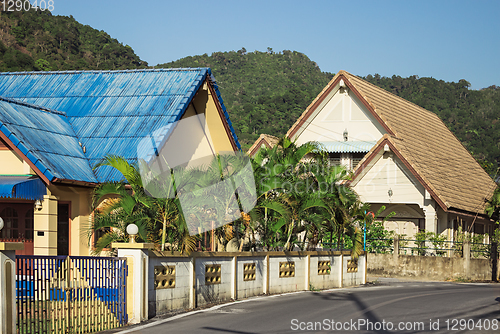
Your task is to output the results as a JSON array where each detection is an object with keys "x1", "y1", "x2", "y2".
[{"x1": 161, "y1": 214, "x2": 167, "y2": 251}]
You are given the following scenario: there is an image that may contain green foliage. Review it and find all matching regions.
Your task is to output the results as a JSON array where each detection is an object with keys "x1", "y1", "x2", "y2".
[
  {"x1": 486, "y1": 186, "x2": 500, "y2": 223},
  {"x1": 35, "y1": 58, "x2": 51, "y2": 71},
  {"x1": 452, "y1": 226, "x2": 490, "y2": 258},
  {"x1": 429, "y1": 233, "x2": 448, "y2": 256},
  {"x1": 413, "y1": 230, "x2": 434, "y2": 256},
  {"x1": 408, "y1": 230, "x2": 447, "y2": 256},
  {"x1": 89, "y1": 155, "x2": 199, "y2": 255},
  {"x1": 0, "y1": 9, "x2": 147, "y2": 72},
  {"x1": 364, "y1": 219, "x2": 394, "y2": 254},
  {"x1": 157, "y1": 50, "x2": 334, "y2": 150}
]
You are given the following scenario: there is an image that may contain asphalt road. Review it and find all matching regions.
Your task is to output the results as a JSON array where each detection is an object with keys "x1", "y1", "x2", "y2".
[{"x1": 117, "y1": 279, "x2": 500, "y2": 334}]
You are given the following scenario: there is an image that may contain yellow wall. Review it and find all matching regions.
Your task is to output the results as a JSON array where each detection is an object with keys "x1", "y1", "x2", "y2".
[
  {"x1": 48, "y1": 185, "x2": 92, "y2": 256},
  {"x1": 32, "y1": 185, "x2": 92, "y2": 256},
  {"x1": 0, "y1": 150, "x2": 32, "y2": 175},
  {"x1": 192, "y1": 81, "x2": 235, "y2": 153}
]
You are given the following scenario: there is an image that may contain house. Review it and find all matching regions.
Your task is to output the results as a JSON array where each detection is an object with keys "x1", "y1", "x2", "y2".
[
  {"x1": 0, "y1": 68, "x2": 240, "y2": 256},
  {"x1": 269, "y1": 70, "x2": 496, "y2": 242},
  {"x1": 247, "y1": 133, "x2": 279, "y2": 156}
]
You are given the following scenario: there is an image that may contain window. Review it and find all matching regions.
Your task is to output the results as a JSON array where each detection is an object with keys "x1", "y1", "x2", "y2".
[
  {"x1": 0, "y1": 204, "x2": 35, "y2": 241},
  {"x1": 352, "y1": 153, "x2": 365, "y2": 169},
  {"x1": 0, "y1": 207, "x2": 18, "y2": 239},
  {"x1": 328, "y1": 153, "x2": 341, "y2": 167},
  {"x1": 24, "y1": 209, "x2": 34, "y2": 240}
]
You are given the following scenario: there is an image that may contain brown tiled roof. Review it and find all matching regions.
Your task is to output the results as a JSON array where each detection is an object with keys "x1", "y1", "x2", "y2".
[
  {"x1": 289, "y1": 70, "x2": 497, "y2": 214},
  {"x1": 247, "y1": 134, "x2": 280, "y2": 156}
]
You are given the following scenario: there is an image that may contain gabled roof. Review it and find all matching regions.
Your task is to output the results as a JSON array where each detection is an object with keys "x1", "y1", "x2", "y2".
[
  {"x1": 247, "y1": 134, "x2": 280, "y2": 156},
  {"x1": 0, "y1": 97, "x2": 96, "y2": 183},
  {"x1": 0, "y1": 68, "x2": 240, "y2": 184},
  {"x1": 289, "y1": 70, "x2": 497, "y2": 214}
]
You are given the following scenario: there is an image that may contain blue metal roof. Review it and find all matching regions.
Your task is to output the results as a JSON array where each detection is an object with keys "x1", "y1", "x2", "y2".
[
  {"x1": 0, "y1": 175, "x2": 47, "y2": 200},
  {"x1": 0, "y1": 68, "x2": 241, "y2": 183},
  {"x1": 0, "y1": 97, "x2": 97, "y2": 183},
  {"x1": 320, "y1": 141, "x2": 377, "y2": 153}
]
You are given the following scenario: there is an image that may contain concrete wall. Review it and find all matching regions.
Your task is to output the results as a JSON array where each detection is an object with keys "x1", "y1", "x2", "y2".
[
  {"x1": 195, "y1": 257, "x2": 233, "y2": 307},
  {"x1": 368, "y1": 253, "x2": 499, "y2": 281},
  {"x1": 148, "y1": 256, "x2": 192, "y2": 315},
  {"x1": 236, "y1": 255, "x2": 266, "y2": 299},
  {"x1": 343, "y1": 255, "x2": 366, "y2": 287},
  {"x1": 268, "y1": 255, "x2": 307, "y2": 294},
  {"x1": 147, "y1": 251, "x2": 366, "y2": 317},
  {"x1": 309, "y1": 255, "x2": 342, "y2": 289}
]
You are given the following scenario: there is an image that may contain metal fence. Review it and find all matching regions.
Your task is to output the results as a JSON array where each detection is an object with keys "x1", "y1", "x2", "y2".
[
  {"x1": 16, "y1": 255, "x2": 128, "y2": 334},
  {"x1": 366, "y1": 237, "x2": 495, "y2": 258}
]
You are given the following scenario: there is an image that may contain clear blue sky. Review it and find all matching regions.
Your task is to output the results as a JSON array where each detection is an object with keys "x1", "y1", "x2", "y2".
[{"x1": 52, "y1": 0, "x2": 499, "y2": 89}]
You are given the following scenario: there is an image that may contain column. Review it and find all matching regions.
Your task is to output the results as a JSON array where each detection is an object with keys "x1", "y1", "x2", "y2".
[
  {"x1": 423, "y1": 199, "x2": 437, "y2": 233},
  {"x1": 113, "y1": 242, "x2": 154, "y2": 324},
  {"x1": 0, "y1": 242, "x2": 23, "y2": 334},
  {"x1": 34, "y1": 194, "x2": 58, "y2": 255}
]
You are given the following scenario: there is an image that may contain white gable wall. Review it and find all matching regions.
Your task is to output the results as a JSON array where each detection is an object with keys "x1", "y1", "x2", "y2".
[
  {"x1": 293, "y1": 85, "x2": 387, "y2": 144},
  {"x1": 352, "y1": 149, "x2": 448, "y2": 237},
  {"x1": 352, "y1": 151, "x2": 426, "y2": 207}
]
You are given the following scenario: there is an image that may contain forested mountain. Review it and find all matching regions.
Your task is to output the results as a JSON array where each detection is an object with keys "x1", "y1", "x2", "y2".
[
  {"x1": 159, "y1": 52, "x2": 500, "y2": 172},
  {"x1": 0, "y1": 8, "x2": 498, "y2": 172},
  {"x1": 0, "y1": 9, "x2": 147, "y2": 71},
  {"x1": 157, "y1": 48, "x2": 334, "y2": 147}
]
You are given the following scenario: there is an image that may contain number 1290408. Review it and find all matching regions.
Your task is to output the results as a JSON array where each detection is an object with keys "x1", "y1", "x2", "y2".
[{"x1": 1, "y1": 0, "x2": 54, "y2": 12}]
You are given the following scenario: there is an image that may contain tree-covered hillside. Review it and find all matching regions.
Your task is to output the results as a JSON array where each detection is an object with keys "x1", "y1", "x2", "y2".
[
  {"x1": 157, "y1": 48, "x2": 334, "y2": 147},
  {"x1": 0, "y1": 9, "x2": 147, "y2": 71},
  {"x1": 0, "y1": 7, "x2": 497, "y2": 172},
  {"x1": 160, "y1": 52, "x2": 500, "y2": 172}
]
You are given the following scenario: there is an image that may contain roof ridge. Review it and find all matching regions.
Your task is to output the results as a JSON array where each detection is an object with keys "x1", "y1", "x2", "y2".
[
  {"x1": 343, "y1": 71, "x2": 442, "y2": 121},
  {"x1": 0, "y1": 96, "x2": 66, "y2": 116},
  {"x1": 0, "y1": 68, "x2": 209, "y2": 76}
]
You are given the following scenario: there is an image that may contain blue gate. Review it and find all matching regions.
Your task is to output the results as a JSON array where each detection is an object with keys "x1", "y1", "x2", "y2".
[{"x1": 16, "y1": 255, "x2": 128, "y2": 333}]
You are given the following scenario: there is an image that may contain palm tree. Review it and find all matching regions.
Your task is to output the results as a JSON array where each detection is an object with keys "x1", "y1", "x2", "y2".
[
  {"x1": 89, "y1": 155, "x2": 155, "y2": 254},
  {"x1": 90, "y1": 155, "x2": 198, "y2": 254},
  {"x1": 249, "y1": 136, "x2": 328, "y2": 250},
  {"x1": 486, "y1": 186, "x2": 500, "y2": 223},
  {"x1": 486, "y1": 186, "x2": 500, "y2": 244}
]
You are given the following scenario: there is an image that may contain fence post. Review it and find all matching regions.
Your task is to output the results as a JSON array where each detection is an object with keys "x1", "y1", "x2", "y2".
[
  {"x1": 112, "y1": 242, "x2": 154, "y2": 324},
  {"x1": 231, "y1": 255, "x2": 237, "y2": 300},
  {"x1": 491, "y1": 242, "x2": 498, "y2": 282},
  {"x1": 339, "y1": 253, "x2": 343, "y2": 288},
  {"x1": 393, "y1": 235, "x2": 399, "y2": 266},
  {"x1": 463, "y1": 240, "x2": 471, "y2": 279},
  {"x1": 0, "y1": 242, "x2": 23, "y2": 334},
  {"x1": 363, "y1": 252, "x2": 367, "y2": 284},
  {"x1": 264, "y1": 253, "x2": 269, "y2": 294},
  {"x1": 305, "y1": 254, "x2": 310, "y2": 290}
]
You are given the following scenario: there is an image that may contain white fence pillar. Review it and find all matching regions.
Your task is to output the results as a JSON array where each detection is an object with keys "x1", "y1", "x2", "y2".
[
  {"x1": 0, "y1": 243, "x2": 23, "y2": 334},
  {"x1": 113, "y1": 243, "x2": 154, "y2": 324}
]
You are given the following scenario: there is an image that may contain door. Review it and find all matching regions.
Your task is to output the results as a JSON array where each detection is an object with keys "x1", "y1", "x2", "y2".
[{"x1": 57, "y1": 203, "x2": 70, "y2": 255}]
